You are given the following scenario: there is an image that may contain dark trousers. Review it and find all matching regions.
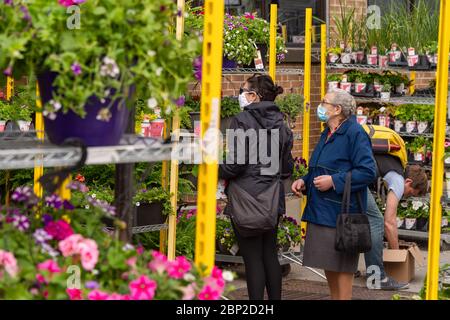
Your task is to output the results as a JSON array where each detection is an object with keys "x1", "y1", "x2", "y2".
[{"x1": 232, "y1": 223, "x2": 282, "y2": 300}]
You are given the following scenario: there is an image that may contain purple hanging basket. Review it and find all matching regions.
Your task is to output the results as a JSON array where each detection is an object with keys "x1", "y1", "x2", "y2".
[{"x1": 37, "y1": 72, "x2": 130, "y2": 147}]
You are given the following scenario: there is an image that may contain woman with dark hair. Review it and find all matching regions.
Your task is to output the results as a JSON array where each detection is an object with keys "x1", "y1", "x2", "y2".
[{"x1": 219, "y1": 74, "x2": 294, "y2": 300}]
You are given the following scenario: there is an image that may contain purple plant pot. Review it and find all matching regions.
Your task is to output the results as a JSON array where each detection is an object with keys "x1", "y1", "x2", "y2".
[
  {"x1": 223, "y1": 56, "x2": 238, "y2": 68},
  {"x1": 37, "y1": 72, "x2": 130, "y2": 146}
]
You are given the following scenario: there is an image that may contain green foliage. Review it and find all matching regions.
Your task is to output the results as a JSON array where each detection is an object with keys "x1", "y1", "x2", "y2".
[
  {"x1": 275, "y1": 94, "x2": 304, "y2": 123},
  {"x1": 332, "y1": 0, "x2": 355, "y2": 48},
  {"x1": 277, "y1": 216, "x2": 302, "y2": 249},
  {"x1": 221, "y1": 96, "x2": 241, "y2": 118},
  {"x1": 0, "y1": 0, "x2": 201, "y2": 117},
  {"x1": 326, "y1": 74, "x2": 342, "y2": 82},
  {"x1": 133, "y1": 187, "x2": 172, "y2": 216},
  {"x1": 327, "y1": 47, "x2": 342, "y2": 55},
  {"x1": 216, "y1": 216, "x2": 235, "y2": 253},
  {"x1": 292, "y1": 157, "x2": 308, "y2": 181},
  {"x1": 0, "y1": 86, "x2": 34, "y2": 121},
  {"x1": 408, "y1": 136, "x2": 432, "y2": 153}
]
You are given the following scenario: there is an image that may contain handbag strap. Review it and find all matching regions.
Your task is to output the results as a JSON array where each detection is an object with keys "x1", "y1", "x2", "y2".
[{"x1": 341, "y1": 171, "x2": 365, "y2": 214}]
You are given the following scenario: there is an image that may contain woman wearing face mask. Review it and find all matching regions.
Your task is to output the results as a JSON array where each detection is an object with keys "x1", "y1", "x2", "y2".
[
  {"x1": 291, "y1": 89, "x2": 376, "y2": 300},
  {"x1": 219, "y1": 74, "x2": 294, "y2": 300}
]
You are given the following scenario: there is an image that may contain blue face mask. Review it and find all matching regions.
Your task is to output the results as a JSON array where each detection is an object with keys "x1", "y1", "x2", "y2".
[{"x1": 317, "y1": 104, "x2": 329, "y2": 122}]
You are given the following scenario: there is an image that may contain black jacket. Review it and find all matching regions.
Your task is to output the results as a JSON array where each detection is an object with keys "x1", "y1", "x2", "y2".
[{"x1": 219, "y1": 101, "x2": 294, "y2": 215}]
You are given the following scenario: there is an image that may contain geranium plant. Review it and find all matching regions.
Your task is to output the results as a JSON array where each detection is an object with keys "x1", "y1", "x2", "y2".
[{"x1": 0, "y1": 0, "x2": 201, "y2": 118}]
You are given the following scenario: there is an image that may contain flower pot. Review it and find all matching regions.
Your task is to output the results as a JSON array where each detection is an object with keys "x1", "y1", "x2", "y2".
[
  {"x1": 394, "y1": 120, "x2": 404, "y2": 132},
  {"x1": 378, "y1": 55, "x2": 389, "y2": 67},
  {"x1": 0, "y1": 120, "x2": 6, "y2": 132},
  {"x1": 37, "y1": 72, "x2": 130, "y2": 146},
  {"x1": 356, "y1": 115, "x2": 368, "y2": 125},
  {"x1": 370, "y1": 46, "x2": 378, "y2": 55},
  {"x1": 389, "y1": 51, "x2": 398, "y2": 62},
  {"x1": 17, "y1": 120, "x2": 31, "y2": 132},
  {"x1": 341, "y1": 53, "x2": 352, "y2": 64},
  {"x1": 373, "y1": 83, "x2": 382, "y2": 93},
  {"x1": 397, "y1": 217, "x2": 405, "y2": 229},
  {"x1": 189, "y1": 111, "x2": 201, "y2": 136},
  {"x1": 406, "y1": 121, "x2": 417, "y2": 133},
  {"x1": 415, "y1": 217, "x2": 428, "y2": 231},
  {"x1": 445, "y1": 173, "x2": 450, "y2": 198},
  {"x1": 407, "y1": 55, "x2": 419, "y2": 67},
  {"x1": 396, "y1": 83, "x2": 405, "y2": 95},
  {"x1": 442, "y1": 217, "x2": 449, "y2": 228},
  {"x1": 356, "y1": 51, "x2": 365, "y2": 63},
  {"x1": 328, "y1": 53, "x2": 340, "y2": 63},
  {"x1": 413, "y1": 152, "x2": 424, "y2": 162},
  {"x1": 367, "y1": 54, "x2": 378, "y2": 65},
  {"x1": 220, "y1": 116, "x2": 233, "y2": 134},
  {"x1": 223, "y1": 56, "x2": 238, "y2": 68},
  {"x1": 135, "y1": 202, "x2": 165, "y2": 226},
  {"x1": 340, "y1": 82, "x2": 352, "y2": 93},
  {"x1": 327, "y1": 81, "x2": 339, "y2": 92},
  {"x1": 417, "y1": 121, "x2": 429, "y2": 134},
  {"x1": 141, "y1": 121, "x2": 150, "y2": 137},
  {"x1": 355, "y1": 83, "x2": 367, "y2": 93},
  {"x1": 405, "y1": 218, "x2": 417, "y2": 230},
  {"x1": 380, "y1": 92, "x2": 390, "y2": 101},
  {"x1": 378, "y1": 115, "x2": 390, "y2": 128}
]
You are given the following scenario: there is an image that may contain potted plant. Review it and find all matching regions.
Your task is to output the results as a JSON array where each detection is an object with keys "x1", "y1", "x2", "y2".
[
  {"x1": 398, "y1": 202, "x2": 407, "y2": 229},
  {"x1": 0, "y1": 98, "x2": 33, "y2": 132},
  {"x1": 216, "y1": 215, "x2": 238, "y2": 255},
  {"x1": 393, "y1": 105, "x2": 410, "y2": 132},
  {"x1": 415, "y1": 202, "x2": 429, "y2": 231},
  {"x1": 425, "y1": 41, "x2": 438, "y2": 65},
  {"x1": 354, "y1": 75, "x2": 368, "y2": 94},
  {"x1": 284, "y1": 157, "x2": 307, "y2": 194},
  {"x1": 133, "y1": 187, "x2": 171, "y2": 226},
  {"x1": 277, "y1": 216, "x2": 302, "y2": 252},
  {"x1": 326, "y1": 74, "x2": 342, "y2": 92},
  {"x1": 416, "y1": 104, "x2": 434, "y2": 134},
  {"x1": 220, "y1": 96, "x2": 241, "y2": 133},
  {"x1": 185, "y1": 96, "x2": 201, "y2": 135},
  {"x1": 275, "y1": 93, "x2": 304, "y2": 129},
  {"x1": 0, "y1": 1, "x2": 200, "y2": 146},
  {"x1": 404, "y1": 201, "x2": 418, "y2": 230},
  {"x1": 327, "y1": 47, "x2": 342, "y2": 64},
  {"x1": 408, "y1": 136, "x2": 430, "y2": 162},
  {"x1": 373, "y1": 74, "x2": 383, "y2": 93},
  {"x1": 332, "y1": 1, "x2": 354, "y2": 60},
  {"x1": 380, "y1": 83, "x2": 392, "y2": 101}
]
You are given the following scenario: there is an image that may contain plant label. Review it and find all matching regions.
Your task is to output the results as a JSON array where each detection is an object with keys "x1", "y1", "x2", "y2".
[
  {"x1": 367, "y1": 54, "x2": 378, "y2": 65},
  {"x1": 230, "y1": 243, "x2": 239, "y2": 256},
  {"x1": 408, "y1": 47, "x2": 415, "y2": 56},
  {"x1": 254, "y1": 50, "x2": 264, "y2": 70},
  {"x1": 414, "y1": 152, "x2": 424, "y2": 162},
  {"x1": 150, "y1": 119, "x2": 164, "y2": 138},
  {"x1": 371, "y1": 46, "x2": 378, "y2": 55}
]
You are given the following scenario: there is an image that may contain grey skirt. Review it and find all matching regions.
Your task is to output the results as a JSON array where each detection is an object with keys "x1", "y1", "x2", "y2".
[{"x1": 303, "y1": 222, "x2": 359, "y2": 273}]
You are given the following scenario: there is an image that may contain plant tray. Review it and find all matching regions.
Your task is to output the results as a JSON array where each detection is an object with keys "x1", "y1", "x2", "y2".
[{"x1": 351, "y1": 92, "x2": 377, "y2": 98}]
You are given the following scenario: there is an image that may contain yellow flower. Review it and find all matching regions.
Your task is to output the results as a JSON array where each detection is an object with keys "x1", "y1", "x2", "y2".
[{"x1": 62, "y1": 215, "x2": 71, "y2": 224}]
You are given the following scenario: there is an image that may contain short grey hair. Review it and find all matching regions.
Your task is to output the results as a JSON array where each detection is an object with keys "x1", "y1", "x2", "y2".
[{"x1": 327, "y1": 89, "x2": 356, "y2": 119}]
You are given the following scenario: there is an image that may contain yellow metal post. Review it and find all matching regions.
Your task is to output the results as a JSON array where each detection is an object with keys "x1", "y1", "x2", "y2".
[
  {"x1": 409, "y1": 71, "x2": 416, "y2": 95},
  {"x1": 34, "y1": 83, "x2": 44, "y2": 197},
  {"x1": 320, "y1": 24, "x2": 326, "y2": 132},
  {"x1": 167, "y1": 0, "x2": 186, "y2": 261},
  {"x1": 195, "y1": 0, "x2": 224, "y2": 273},
  {"x1": 302, "y1": 9, "x2": 312, "y2": 163},
  {"x1": 426, "y1": 0, "x2": 450, "y2": 301},
  {"x1": 6, "y1": 76, "x2": 13, "y2": 100},
  {"x1": 269, "y1": 3, "x2": 278, "y2": 81},
  {"x1": 160, "y1": 122, "x2": 170, "y2": 254}
]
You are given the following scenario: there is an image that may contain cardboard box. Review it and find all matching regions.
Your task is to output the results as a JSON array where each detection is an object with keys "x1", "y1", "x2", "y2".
[{"x1": 383, "y1": 242, "x2": 424, "y2": 283}]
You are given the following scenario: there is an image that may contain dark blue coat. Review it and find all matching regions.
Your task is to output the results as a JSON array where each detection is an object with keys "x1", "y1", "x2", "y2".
[{"x1": 301, "y1": 116, "x2": 376, "y2": 228}]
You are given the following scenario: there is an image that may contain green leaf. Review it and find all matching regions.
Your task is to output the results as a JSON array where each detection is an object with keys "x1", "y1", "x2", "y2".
[{"x1": 93, "y1": 7, "x2": 107, "y2": 15}]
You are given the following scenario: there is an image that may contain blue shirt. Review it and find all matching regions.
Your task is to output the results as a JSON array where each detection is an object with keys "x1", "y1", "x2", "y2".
[{"x1": 301, "y1": 116, "x2": 377, "y2": 227}]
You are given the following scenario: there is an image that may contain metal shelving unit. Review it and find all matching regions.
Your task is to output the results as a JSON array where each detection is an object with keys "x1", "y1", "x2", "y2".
[
  {"x1": 353, "y1": 96, "x2": 436, "y2": 105},
  {"x1": 398, "y1": 229, "x2": 450, "y2": 247},
  {"x1": 0, "y1": 132, "x2": 198, "y2": 170},
  {"x1": 327, "y1": 63, "x2": 402, "y2": 71},
  {"x1": 222, "y1": 67, "x2": 304, "y2": 75}
]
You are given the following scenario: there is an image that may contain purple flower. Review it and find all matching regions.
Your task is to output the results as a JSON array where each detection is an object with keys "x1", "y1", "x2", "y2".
[
  {"x1": 85, "y1": 281, "x2": 99, "y2": 290},
  {"x1": 45, "y1": 194, "x2": 63, "y2": 209},
  {"x1": 193, "y1": 56, "x2": 202, "y2": 81},
  {"x1": 12, "y1": 186, "x2": 33, "y2": 203},
  {"x1": 42, "y1": 214, "x2": 53, "y2": 226},
  {"x1": 63, "y1": 200, "x2": 75, "y2": 210},
  {"x1": 20, "y1": 5, "x2": 31, "y2": 21},
  {"x1": 174, "y1": 96, "x2": 185, "y2": 107},
  {"x1": 177, "y1": 9, "x2": 182, "y2": 17},
  {"x1": 71, "y1": 62, "x2": 82, "y2": 76},
  {"x1": 4, "y1": 0, "x2": 13, "y2": 5},
  {"x1": 41, "y1": 242, "x2": 59, "y2": 258},
  {"x1": 12, "y1": 214, "x2": 30, "y2": 231},
  {"x1": 88, "y1": 197, "x2": 116, "y2": 216},
  {"x1": 67, "y1": 181, "x2": 89, "y2": 193},
  {"x1": 33, "y1": 228, "x2": 53, "y2": 244}
]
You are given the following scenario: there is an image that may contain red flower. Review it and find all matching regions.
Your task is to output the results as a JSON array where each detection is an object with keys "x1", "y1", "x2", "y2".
[
  {"x1": 129, "y1": 275, "x2": 157, "y2": 300},
  {"x1": 44, "y1": 220, "x2": 73, "y2": 241},
  {"x1": 75, "y1": 174, "x2": 85, "y2": 183}
]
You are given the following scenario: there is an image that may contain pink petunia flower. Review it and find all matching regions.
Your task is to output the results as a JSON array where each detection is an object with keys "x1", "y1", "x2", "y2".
[
  {"x1": 78, "y1": 239, "x2": 99, "y2": 271},
  {"x1": 36, "y1": 274, "x2": 46, "y2": 284},
  {"x1": 198, "y1": 285, "x2": 221, "y2": 300},
  {"x1": 59, "y1": 234, "x2": 84, "y2": 257},
  {"x1": 0, "y1": 249, "x2": 19, "y2": 278},
  {"x1": 126, "y1": 257, "x2": 137, "y2": 269},
  {"x1": 148, "y1": 251, "x2": 169, "y2": 274},
  {"x1": 45, "y1": 220, "x2": 73, "y2": 241},
  {"x1": 167, "y1": 256, "x2": 192, "y2": 279},
  {"x1": 129, "y1": 275, "x2": 157, "y2": 300},
  {"x1": 58, "y1": 0, "x2": 85, "y2": 7},
  {"x1": 37, "y1": 259, "x2": 61, "y2": 273},
  {"x1": 181, "y1": 284, "x2": 197, "y2": 300},
  {"x1": 88, "y1": 290, "x2": 109, "y2": 300},
  {"x1": 211, "y1": 266, "x2": 223, "y2": 280},
  {"x1": 107, "y1": 293, "x2": 124, "y2": 300},
  {"x1": 67, "y1": 288, "x2": 83, "y2": 300}
]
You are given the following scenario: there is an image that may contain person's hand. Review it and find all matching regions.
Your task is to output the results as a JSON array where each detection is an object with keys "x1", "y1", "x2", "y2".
[
  {"x1": 291, "y1": 179, "x2": 305, "y2": 197},
  {"x1": 313, "y1": 175, "x2": 334, "y2": 192}
]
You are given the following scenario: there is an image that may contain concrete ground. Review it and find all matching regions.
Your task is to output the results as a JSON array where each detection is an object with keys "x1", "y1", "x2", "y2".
[{"x1": 224, "y1": 197, "x2": 450, "y2": 300}]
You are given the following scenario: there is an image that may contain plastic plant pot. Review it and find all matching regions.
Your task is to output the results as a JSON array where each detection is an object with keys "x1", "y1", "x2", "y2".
[
  {"x1": 373, "y1": 83, "x2": 382, "y2": 93},
  {"x1": 396, "y1": 83, "x2": 405, "y2": 95},
  {"x1": 0, "y1": 120, "x2": 6, "y2": 132},
  {"x1": 341, "y1": 53, "x2": 352, "y2": 64},
  {"x1": 417, "y1": 121, "x2": 429, "y2": 134},
  {"x1": 340, "y1": 82, "x2": 352, "y2": 93},
  {"x1": 356, "y1": 51, "x2": 365, "y2": 63},
  {"x1": 378, "y1": 115, "x2": 390, "y2": 128},
  {"x1": 355, "y1": 83, "x2": 367, "y2": 93},
  {"x1": 397, "y1": 217, "x2": 405, "y2": 229},
  {"x1": 407, "y1": 55, "x2": 419, "y2": 67},
  {"x1": 405, "y1": 218, "x2": 417, "y2": 230},
  {"x1": 327, "y1": 81, "x2": 339, "y2": 92},
  {"x1": 413, "y1": 152, "x2": 424, "y2": 162},
  {"x1": 17, "y1": 120, "x2": 31, "y2": 132},
  {"x1": 328, "y1": 53, "x2": 340, "y2": 63},
  {"x1": 379, "y1": 55, "x2": 389, "y2": 67},
  {"x1": 367, "y1": 54, "x2": 378, "y2": 65},
  {"x1": 380, "y1": 92, "x2": 390, "y2": 101},
  {"x1": 394, "y1": 120, "x2": 404, "y2": 132},
  {"x1": 406, "y1": 121, "x2": 417, "y2": 133}
]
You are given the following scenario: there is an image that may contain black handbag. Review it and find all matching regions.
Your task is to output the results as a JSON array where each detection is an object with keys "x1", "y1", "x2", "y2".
[{"x1": 335, "y1": 171, "x2": 372, "y2": 253}]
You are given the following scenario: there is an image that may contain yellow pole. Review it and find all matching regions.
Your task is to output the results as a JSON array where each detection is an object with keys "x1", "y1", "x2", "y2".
[
  {"x1": 320, "y1": 24, "x2": 326, "y2": 132},
  {"x1": 269, "y1": 3, "x2": 278, "y2": 81},
  {"x1": 34, "y1": 83, "x2": 44, "y2": 197},
  {"x1": 6, "y1": 76, "x2": 13, "y2": 100},
  {"x1": 195, "y1": 0, "x2": 224, "y2": 273},
  {"x1": 300, "y1": 9, "x2": 312, "y2": 227},
  {"x1": 426, "y1": 0, "x2": 450, "y2": 301},
  {"x1": 409, "y1": 71, "x2": 416, "y2": 95},
  {"x1": 167, "y1": 0, "x2": 185, "y2": 261},
  {"x1": 302, "y1": 9, "x2": 312, "y2": 163},
  {"x1": 160, "y1": 122, "x2": 169, "y2": 254}
]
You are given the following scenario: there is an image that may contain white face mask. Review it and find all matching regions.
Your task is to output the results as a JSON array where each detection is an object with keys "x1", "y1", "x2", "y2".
[{"x1": 238, "y1": 93, "x2": 252, "y2": 109}]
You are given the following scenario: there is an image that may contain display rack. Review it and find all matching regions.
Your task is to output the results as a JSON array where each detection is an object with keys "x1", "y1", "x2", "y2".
[
  {"x1": 353, "y1": 96, "x2": 436, "y2": 105},
  {"x1": 327, "y1": 62, "x2": 402, "y2": 71},
  {"x1": 0, "y1": 132, "x2": 198, "y2": 170},
  {"x1": 222, "y1": 67, "x2": 304, "y2": 75}
]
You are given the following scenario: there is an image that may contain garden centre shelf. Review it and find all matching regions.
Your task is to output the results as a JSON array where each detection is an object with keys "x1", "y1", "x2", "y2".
[
  {"x1": 132, "y1": 224, "x2": 168, "y2": 234},
  {"x1": 0, "y1": 132, "x2": 198, "y2": 170},
  {"x1": 222, "y1": 68, "x2": 304, "y2": 75},
  {"x1": 326, "y1": 63, "x2": 402, "y2": 71},
  {"x1": 398, "y1": 229, "x2": 450, "y2": 247},
  {"x1": 354, "y1": 96, "x2": 436, "y2": 105}
]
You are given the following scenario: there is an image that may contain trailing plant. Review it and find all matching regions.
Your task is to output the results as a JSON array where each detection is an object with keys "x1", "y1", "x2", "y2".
[
  {"x1": 275, "y1": 94, "x2": 304, "y2": 124},
  {"x1": 221, "y1": 96, "x2": 241, "y2": 118}
]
